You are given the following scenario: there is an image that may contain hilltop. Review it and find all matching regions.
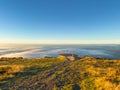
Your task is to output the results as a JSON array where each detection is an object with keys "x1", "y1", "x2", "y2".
[{"x1": 0, "y1": 56, "x2": 120, "y2": 90}]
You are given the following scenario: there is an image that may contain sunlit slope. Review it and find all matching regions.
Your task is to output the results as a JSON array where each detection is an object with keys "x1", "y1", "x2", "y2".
[{"x1": 0, "y1": 57, "x2": 120, "y2": 90}]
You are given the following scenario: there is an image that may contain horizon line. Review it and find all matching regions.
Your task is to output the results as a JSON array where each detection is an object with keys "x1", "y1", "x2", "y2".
[{"x1": 0, "y1": 40, "x2": 120, "y2": 45}]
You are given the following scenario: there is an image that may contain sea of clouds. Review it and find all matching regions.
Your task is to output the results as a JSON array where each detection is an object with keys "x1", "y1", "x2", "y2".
[{"x1": 0, "y1": 45, "x2": 120, "y2": 59}]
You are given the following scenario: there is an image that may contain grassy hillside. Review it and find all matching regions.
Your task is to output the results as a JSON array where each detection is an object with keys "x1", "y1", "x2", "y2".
[{"x1": 0, "y1": 57, "x2": 120, "y2": 90}]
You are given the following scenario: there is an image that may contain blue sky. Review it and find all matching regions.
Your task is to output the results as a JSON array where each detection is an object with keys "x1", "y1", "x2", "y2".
[{"x1": 0, "y1": 0, "x2": 120, "y2": 44}]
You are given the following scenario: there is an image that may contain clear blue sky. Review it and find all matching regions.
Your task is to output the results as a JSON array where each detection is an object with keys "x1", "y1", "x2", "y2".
[{"x1": 0, "y1": 0, "x2": 120, "y2": 44}]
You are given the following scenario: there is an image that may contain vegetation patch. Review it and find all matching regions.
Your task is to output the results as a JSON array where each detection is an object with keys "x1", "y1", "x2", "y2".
[{"x1": 0, "y1": 57, "x2": 120, "y2": 90}]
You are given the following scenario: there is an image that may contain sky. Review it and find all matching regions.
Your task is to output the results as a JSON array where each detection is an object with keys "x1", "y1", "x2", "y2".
[{"x1": 0, "y1": 0, "x2": 120, "y2": 44}]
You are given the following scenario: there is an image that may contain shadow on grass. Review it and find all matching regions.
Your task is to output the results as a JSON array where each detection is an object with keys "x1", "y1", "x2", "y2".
[
  {"x1": 72, "y1": 84, "x2": 81, "y2": 90},
  {"x1": 15, "y1": 67, "x2": 42, "y2": 77},
  {"x1": 0, "y1": 67, "x2": 42, "y2": 89}
]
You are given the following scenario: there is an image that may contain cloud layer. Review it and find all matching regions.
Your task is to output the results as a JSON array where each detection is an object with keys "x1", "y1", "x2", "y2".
[{"x1": 0, "y1": 45, "x2": 120, "y2": 59}]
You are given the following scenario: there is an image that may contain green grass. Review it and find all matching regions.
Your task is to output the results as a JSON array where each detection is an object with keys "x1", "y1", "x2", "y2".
[{"x1": 0, "y1": 57, "x2": 120, "y2": 90}]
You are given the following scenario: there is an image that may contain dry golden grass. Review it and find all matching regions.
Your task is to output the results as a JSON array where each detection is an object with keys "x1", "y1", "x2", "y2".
[
  {"x1": 95, "y1": 77, "x2": 116, "y2": 90},
  {"x1": 0, "y1": 57, "x2": 120, "y2": 90},
  {"x1": 0, "y1": 65, "x2": 24, "y2": 80}
]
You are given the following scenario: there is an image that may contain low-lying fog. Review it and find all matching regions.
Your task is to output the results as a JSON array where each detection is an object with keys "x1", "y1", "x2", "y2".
[{"x1": 0, "y1": 44, "x2": 120, "y2": 59}]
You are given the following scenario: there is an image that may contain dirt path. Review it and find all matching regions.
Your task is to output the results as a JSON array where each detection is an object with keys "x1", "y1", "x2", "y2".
[
  {"x1": 40, "y1": 60, "x2": 71, "y2": 90},
  {"x1": 9, "y1": 60, "x2": 71, "y2": 90}
]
